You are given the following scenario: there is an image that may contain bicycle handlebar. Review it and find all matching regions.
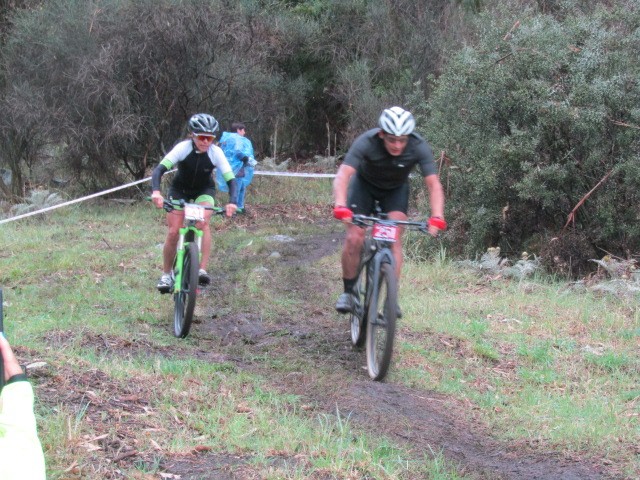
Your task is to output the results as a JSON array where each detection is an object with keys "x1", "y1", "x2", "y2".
[
  {"x1": 146, "y1": 196, "x2": 225, "y2": 215},
  {"x1": 350, "y1": 214, "x2": 429, "y2": 233},
  {"x1": 160, "y1": 198, "x2": 225, "y2": 215}
]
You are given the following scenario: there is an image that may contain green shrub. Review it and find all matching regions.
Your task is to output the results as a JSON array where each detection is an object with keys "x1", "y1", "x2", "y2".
[{"x1": 426, "y1": 2, "x2": 640, "y2": 272}]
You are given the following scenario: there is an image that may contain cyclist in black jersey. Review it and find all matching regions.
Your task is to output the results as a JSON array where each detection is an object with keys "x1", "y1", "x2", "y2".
[
  {"x1": 151, "y1": 113, "x2": 238, "y2": 292},
  {"x1": 332, "y1": 107, "x2": 446, "y2": 315}
]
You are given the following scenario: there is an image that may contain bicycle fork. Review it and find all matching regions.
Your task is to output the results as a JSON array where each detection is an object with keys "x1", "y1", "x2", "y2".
[
  {"x1": 367, "y1": 246, "x2": 396, "y2": 326},
  {"x1": 174, "y1": 227, "x2": 204, "y2": 293}
]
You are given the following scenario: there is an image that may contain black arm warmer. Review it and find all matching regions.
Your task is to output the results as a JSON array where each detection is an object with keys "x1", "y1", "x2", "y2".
[
  {"x1": 151, "y1": 164, "x2": 168, "y2": 192},
  {"x1": 226, "y1": 178, "x2": 238, "y2": 205}
]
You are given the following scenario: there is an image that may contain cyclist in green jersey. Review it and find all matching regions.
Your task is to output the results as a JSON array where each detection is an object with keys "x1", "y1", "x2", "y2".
[{"x1": 151, "y1": 113, "x2": 238, "y2": 292}]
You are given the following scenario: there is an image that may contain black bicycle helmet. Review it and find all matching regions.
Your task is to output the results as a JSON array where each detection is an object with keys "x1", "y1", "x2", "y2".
[
  {"x1": 378, "y1": 106, "x2": 415, "y2": 136},
  {"x1": 188, "y1": 113, "x2": 219, "y2": 135}
]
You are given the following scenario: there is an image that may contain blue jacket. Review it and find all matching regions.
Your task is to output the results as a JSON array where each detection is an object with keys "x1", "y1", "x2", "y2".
[{"x1": 216, "y1": 132, "x2": 255, "y2": 191}]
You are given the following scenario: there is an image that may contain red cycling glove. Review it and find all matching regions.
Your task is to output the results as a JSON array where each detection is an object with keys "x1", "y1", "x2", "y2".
[
  {"x1": 428, "y1": 216, "x2": 447, "y2": 230},
  {"x1": 333, "y1": 206, "x2": 353, "y2": 221}
]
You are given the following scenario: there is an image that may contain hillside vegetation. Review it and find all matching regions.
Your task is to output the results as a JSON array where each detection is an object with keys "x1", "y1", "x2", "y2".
[{"x1": 0, "y1": 0, "x2": 638, "y2": 268}]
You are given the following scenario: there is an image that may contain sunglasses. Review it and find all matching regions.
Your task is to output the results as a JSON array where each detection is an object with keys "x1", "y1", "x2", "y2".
[
  {"x1": 194, "y1": 134, "x2": 215, "y2": 142},
  {"x1": 382, "y1": 134, "x2": 409, "y2": 146}
]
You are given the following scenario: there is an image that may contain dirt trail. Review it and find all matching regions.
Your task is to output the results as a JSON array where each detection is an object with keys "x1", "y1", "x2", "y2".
[
  {"x1": 185, "y1": 213, "x2": 615, "y2": 480},
  {"x1": 32, "y1": 208, "x2": 622, "y2": 479}
]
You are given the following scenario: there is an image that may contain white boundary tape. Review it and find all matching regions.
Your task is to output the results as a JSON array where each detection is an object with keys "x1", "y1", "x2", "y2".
[
  {"x1": 0, "y1": 170, "x2": 335, "y2": 225},
  {"x1": 0, "y1": 176, "x2": 153, "y2": 225},
  {"x1": 254, "y1": 171, "x2": 335, "y2": 178}
]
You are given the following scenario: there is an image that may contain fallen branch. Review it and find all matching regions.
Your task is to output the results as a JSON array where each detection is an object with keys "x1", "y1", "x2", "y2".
[
  {"x1": 503, "y1": 20, "x2": 520, "y2": 41},
  {"x1": 563, "y1": 169, "x2": 614, "y2": 230},
  {"x1": 438, "y1": 151, "x2": 452, "y2": 197},
  {"x1": 608, "y1": 117, "x2": 640, "y2": 130},
  {"x1": 112, "y1": 449, "x2": 138, "y2": 463},
  {"x1": 495, "y1": 52, "x2": 514, "y2": 64}
]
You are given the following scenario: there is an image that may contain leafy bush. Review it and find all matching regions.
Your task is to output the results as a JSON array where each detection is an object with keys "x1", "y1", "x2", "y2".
[
  {"x1": 0, "y1": 0, "x2": 312, "y2": 191},
  {"x1": 426, "y1": 1, "x2": 640, "y2": 272},
  {"x1": 0, "y1": 0, "x2": 477, "y2": 199}
]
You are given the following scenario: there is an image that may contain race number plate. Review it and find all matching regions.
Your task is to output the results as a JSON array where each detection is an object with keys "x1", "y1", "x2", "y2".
[
  {"x1": 372, "y1": 223, "x2": 398, "y2": 242},
  {"x1": 184, "y1": 203, "x2": 205, "y2": 222}
]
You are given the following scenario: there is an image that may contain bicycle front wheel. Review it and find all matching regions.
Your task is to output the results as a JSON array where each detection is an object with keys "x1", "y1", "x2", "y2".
[
  {"x1": 174, "y1": 242, "x2": 199, "y2": 338},
  {"x1": 350, "y1": 239, "x2": 373, "y2": 348},
  {"x1": 365, "y1": 262, "x2": 398, "y2": 381},
  {"x1": 350, "y1": 266, "x2": 367, "y2": 348}
]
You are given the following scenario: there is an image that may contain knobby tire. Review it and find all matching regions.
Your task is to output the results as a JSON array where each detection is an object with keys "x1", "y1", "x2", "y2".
[
  {"x1": 350, "y1": 265, "x2": 367, "y2": 348},
  {"x1": 366, "y1": 262, "x2": 398, "y2": 381},
  {"x1": 174, "y1": 242, "x2": 199, "y2": 338}
]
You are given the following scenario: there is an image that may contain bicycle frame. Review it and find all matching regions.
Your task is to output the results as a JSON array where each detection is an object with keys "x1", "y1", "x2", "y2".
[
  {"x1": 173, "y1": 221, "x2": 204, "y2": 295},
  {"x1": 358, "y1": 235, "x2": 395, "y2": 316},
  {"x1": 151, "y1": 197, "x2": 226, "y2": 338},
  {"x1": 355, "y1": 215, "x2": 424, "y2": 309},
  {"x1": 162, "y1": 199, "x2": 223, "y2": 294}
]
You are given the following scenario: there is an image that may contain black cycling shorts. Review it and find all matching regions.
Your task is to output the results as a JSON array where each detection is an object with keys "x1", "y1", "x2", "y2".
[
  {"x1": 347, "y1": 174, "x2": 409, "y2": 215},
  {"x1": 168, "y1": 186, "x2": 217, "y2": 206}
]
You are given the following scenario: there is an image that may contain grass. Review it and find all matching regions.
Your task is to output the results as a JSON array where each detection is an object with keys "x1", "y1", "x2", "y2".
[
  {"x1": 1, "y1": 176, "x2": 639, "y2": 478},
  {"x1": 397, "y1": 259, "x2": 639, "y2": 475}
]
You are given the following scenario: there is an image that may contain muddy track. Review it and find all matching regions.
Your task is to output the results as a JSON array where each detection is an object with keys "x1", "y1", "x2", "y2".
[
  {"x1": 186, "y1": 216, "x2": 616, "y2": 480},
  {"x1": 31, "y1": 209, "x2": 623, "y2": 479}
]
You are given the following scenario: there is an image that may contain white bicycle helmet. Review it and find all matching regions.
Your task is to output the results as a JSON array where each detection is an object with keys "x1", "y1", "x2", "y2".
[
  {"x1": 188, "y1": 113, "x2": 219, "y2": 135},
  {"x1": 378, "y1": 106, "x2": 415, "y2": 136}
]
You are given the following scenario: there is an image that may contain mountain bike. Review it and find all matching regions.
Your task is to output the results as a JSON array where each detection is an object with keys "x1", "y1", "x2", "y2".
[
  {"x1": 155, "y1": 199, "x2": 224, "y2": 338},
  {"x1": 347, "y1": 211, "x2": 429, "y2": 381}
]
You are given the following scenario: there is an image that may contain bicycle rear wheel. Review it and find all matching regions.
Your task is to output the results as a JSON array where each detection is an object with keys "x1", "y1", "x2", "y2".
[
  {"x1": 366, "y1": 262, "x2": 398, "y2": 381},
  {"x1": 173, "y1": 242, "x2": 199, "y2": 338}
]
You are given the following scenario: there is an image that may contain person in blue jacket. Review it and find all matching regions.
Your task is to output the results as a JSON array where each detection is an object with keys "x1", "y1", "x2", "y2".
[
  {"x1": 0, "y1": 332, "x2": 46, "y2": 479},
  {"x1": 216, "y1": 122, "x2": 257, "y2": 213}
]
